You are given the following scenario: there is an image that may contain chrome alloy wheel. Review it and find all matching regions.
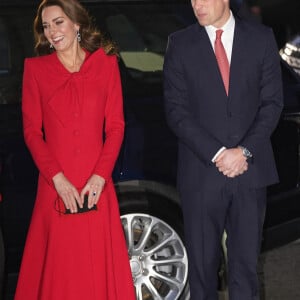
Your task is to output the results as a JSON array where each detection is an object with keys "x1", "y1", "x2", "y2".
[{"x1": 121, "y1": 214, "x2": 188, "y2": 300}]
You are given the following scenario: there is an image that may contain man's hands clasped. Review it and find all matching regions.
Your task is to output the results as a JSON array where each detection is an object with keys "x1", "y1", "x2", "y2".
[
  {"x1": 53, "y1": 172, "x2": 105, "y2": 213},
  {"x1": 214, "y1": 147, "x2": 248, "y2": 178}
]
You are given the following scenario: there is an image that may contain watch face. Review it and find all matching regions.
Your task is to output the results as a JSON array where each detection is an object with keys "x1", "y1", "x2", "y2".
[
  {"x1": 243, "y1": 148, "x2": 252, "y2": 158},
  {"x1": 238, "y1": 146, "x2": 252, "y2": 158}
]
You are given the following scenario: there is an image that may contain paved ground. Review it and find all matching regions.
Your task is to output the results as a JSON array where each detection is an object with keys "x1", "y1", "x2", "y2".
[
  {"x1": 2, "y1": 240, "x2": 300, "y2": 299},
  {"x1": 219, "y1": 239, "x2": 300, "y2": 300},
  {"x1": 258, "y1": 239, "x2": 300, "y2": 300}
]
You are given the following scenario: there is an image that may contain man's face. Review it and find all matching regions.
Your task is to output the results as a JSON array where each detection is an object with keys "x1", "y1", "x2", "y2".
[{"x1": 191, "y1": 0, "x2": 230, "y2": 28}]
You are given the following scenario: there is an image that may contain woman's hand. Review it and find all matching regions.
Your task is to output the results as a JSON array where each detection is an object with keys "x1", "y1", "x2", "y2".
[
  {"x1": 81, "y1": 174, "x2": 106, "y2": 209},
  {"x1": 52, "y1": 172, "x2": 81, "y2": 213}
]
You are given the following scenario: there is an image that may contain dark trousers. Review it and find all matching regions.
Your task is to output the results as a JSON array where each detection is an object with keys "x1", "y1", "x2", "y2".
[{"x1": 181, "y1": 180, "x2": 266, "y2": 300}]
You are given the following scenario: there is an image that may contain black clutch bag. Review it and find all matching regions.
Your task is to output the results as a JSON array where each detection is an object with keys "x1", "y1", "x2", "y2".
[{"x1": 65, "y1": 194, "x2": 97, "y2": 214}]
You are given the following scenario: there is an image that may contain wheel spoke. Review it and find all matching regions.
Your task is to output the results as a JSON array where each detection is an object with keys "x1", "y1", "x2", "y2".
[
  {"x1": 151, "y1": 255, "x2": 186, "y2": 266},
  {"x1": 145, "y1": 232, "x2": 175, "y2": 255},
  {"x1": 134, "y1": 217, "x2": 155, "y2": 252},
  {"x1": 135, "y1": 282, "x2": 143, "y2": 300},
  {"x1": 123, "y1": 215, "x2": 135, "y2": 253},
  {"x1": 150, "y1": 268, "x2": 181, "y2": 288},
  {"x1": 144, "y1": 277, "x2": 164, "y2": 300}
]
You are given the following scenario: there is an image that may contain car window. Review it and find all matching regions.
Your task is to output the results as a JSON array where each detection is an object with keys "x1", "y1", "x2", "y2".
[
  {"x1": 89, "y1": 3, "x2": 195, "y2": 93},
  {"x1": 0, "y1": 3, "x2": 194, "y2": 105},
  {"x1": 106, "y1": 9, "x2": 185, "y2": 74}
]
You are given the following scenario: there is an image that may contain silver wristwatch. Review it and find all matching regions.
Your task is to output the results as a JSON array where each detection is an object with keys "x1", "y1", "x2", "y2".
[{"x1": 238, "y1": 146, "x2": 253, "y2": 160}]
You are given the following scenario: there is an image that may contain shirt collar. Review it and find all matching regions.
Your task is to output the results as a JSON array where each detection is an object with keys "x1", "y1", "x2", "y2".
[{"x1": 205, "y1": 11, "x2": 235, "y2": 39}]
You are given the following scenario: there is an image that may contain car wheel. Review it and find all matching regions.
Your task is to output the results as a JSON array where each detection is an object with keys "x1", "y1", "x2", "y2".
[{"x1": 121, "y1": 213, "x2": 189, "y2": 300}]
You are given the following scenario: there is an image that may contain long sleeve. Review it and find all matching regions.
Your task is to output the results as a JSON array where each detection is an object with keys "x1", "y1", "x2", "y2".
[
  {"x1": 163, "y1": 35, "x2": 223, "y2": 164},
  {"x1": 93, "y1": 56, "x2": 125, "y2": 181},
  {"x1": 240, "y1": 29, "x2": 283, "y2": 156},
  {"x1": 22, "y1": 59, "x2": 62, "y2": 186}
]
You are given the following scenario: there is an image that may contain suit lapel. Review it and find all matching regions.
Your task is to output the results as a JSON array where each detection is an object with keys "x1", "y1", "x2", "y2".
[
  {"x1": 192, "y1": 24, "x2": 228, "y2": 96},
  {"x1": 229, "y1": 18, "x2": 247, "y2": 96},
  {"x1": 195, "y1": 18, "x2": 249, "y2": 98}
]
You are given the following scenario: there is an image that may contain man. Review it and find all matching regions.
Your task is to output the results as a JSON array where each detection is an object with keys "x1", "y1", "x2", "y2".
[{"x1": 163, "y1": 0, "x2": 283, "y2": 299}]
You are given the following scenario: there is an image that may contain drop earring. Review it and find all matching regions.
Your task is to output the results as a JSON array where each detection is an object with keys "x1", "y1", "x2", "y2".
[
  {"x1": 50, "y1": 43, "x2": 53, "y2": 49},
  {"x1": 77, "y1": 31, "x2": 81, "y2": 42}
]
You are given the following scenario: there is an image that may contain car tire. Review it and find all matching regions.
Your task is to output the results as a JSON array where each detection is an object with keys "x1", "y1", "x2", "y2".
[{"x1": 118, "y1": 191, "x2": 190, "y2": 300}]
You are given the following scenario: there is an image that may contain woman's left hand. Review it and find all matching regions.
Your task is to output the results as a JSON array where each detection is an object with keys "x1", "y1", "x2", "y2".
[{"x1": 81, "y1": 174, "x2": 106, "y2": 208}]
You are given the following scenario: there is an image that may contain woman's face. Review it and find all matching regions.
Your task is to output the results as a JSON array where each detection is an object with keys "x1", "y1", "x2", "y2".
[{"x1": 42, "y1": 5, "x2": 79, "y2": 53}]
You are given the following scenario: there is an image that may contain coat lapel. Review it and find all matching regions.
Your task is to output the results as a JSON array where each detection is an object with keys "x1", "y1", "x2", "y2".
[
  {"x1": 193, "y1": 24, "x2": 228, "y2": 96},
  {"x1": 229, "y1": 18, "x2": 247, "y2": 96},
  {"x1": 194, "y1": 18, "x2": 249, "y2": 97}
]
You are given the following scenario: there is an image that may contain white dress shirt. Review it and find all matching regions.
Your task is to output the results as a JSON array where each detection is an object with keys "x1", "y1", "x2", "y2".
[
  {"x1": 205, "y1": 11, "x2": 235, "y2": 64},
  {"x1": 205, "y1": 12, "x2": 236, "y2": 162}
]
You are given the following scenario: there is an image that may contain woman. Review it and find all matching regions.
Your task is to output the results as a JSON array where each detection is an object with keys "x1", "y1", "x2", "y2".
[{"x1": 14, "y1": 0, "x2": 135, "y2": 299}]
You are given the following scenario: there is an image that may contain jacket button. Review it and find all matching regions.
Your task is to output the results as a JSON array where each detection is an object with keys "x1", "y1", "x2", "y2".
[
  {"x1": 73, "y1": 130, "x2": 80, "y2": 136},
  {"x1": 74, "y1": 112, "x2": 79, "y2": 118}
]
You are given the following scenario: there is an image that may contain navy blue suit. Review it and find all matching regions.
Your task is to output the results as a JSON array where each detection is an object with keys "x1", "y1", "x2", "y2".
[{"x1": 164, "y1": 16, "x2": 283, "y2": 300}]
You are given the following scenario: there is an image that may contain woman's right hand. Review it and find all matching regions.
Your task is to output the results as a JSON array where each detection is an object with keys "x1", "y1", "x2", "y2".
[{"x1": 52, "y1": 172, "x2": 82, "y2": 213}]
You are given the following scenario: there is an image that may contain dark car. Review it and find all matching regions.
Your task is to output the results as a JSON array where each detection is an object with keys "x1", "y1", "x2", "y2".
[
  {"x1": 0, "y1": 1, "x2": 300, "y2": 300},
  {"x1": 280, "y1": 34, "x2": 300, "y2": 77},
  {"x1": 0, "y1": 192, "x2": 4, "y2": 297}
]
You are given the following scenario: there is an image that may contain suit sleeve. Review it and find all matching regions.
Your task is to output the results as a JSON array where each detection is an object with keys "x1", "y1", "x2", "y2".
[
  {"x1": 163, "y1": 35, "x2": 224, "y2": 164},
  {"x1": 93, "y1": 56, "x2": 125, "y2": 181},
  {"x1": 22, "y1": 59, "x2": 63, "y2": 186},
  {"x1": 240, "y1": 29, "x2": 283, "y2": 156}
]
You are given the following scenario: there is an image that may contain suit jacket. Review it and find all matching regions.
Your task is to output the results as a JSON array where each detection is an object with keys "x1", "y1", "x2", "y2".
[{"x1": 163, "y1": 16, "x2": 283, "y2": 191}]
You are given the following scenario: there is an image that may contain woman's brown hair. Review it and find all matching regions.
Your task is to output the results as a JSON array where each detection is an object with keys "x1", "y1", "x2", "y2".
[{"x1": 34, "y1": 0, "x2": 117, "y2": 56}]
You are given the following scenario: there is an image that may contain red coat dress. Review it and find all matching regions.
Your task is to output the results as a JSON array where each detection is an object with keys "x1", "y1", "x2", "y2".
[{"x1": 14, "y1": 48, "x2": 135, "y2": 300}]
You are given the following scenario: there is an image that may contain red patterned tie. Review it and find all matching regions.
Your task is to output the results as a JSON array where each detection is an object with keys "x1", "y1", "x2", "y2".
[{"x1": 215, "y1": 29, "x2": 230, "y2": 95}]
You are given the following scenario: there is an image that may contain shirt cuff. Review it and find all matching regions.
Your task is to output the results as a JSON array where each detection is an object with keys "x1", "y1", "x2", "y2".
[{"x1": 212, "y1": 147, "x2": 226, "y2": 162}]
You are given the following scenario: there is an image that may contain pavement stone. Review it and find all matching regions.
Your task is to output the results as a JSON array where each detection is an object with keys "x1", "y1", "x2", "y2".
[
  {"x1": 258, "y1": 239, "x2": 300, "y2": 300},
  {"x1": 219, "y1": 239, "x2": 300, "y2": 300}
]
